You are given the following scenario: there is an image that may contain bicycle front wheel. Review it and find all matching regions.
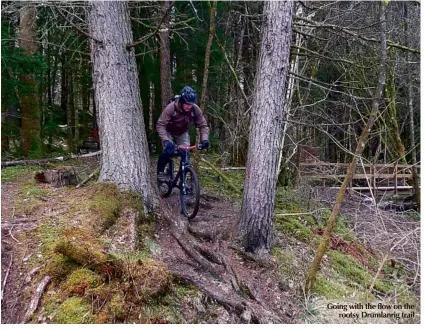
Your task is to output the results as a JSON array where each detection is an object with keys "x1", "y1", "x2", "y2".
[{"x1": 180, "y1": 167, "x2": 200, "y2": 219}]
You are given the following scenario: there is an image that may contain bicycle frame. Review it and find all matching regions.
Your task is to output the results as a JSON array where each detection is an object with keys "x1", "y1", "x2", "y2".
[{"x1": 167, "y1": 145, "x2": 198, "y2": 190}]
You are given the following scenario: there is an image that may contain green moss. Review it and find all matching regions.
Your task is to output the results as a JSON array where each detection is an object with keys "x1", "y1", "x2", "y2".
[
  {"x1": 14, "y1": 180, "x2": 47, "y2": 214},
  {"x1": 136, "y1": 214, "x2": 159, "y2": 255},
  {"x1": 108, "y1": 292, "x2": 127, "y2": 321},
  {"x1": 63, "y1": 268, "x2": 103, "y2": 291},
  {"x1": 88, "y1": 183, "x2": 121, "y2": 231},
  {"x1": 272, "y1": 246, "x2": 297, "y2": 273},
  {"x1": 170, "y1": 275, "x2": 199, "y2": 298},
  {"x1": 328, "y1": 250, "x2": 394, "y2": 294},
  {"x1": 198, "y1": 166, "x2": 244, "y2": 199},
  {"x1": 329, "y1": 214, "x2": 356, "y2": 243},
  {"x1": 328, "y1": 250, "x2": 372, "y2": 285},
  {"x1": 373, "y1": 278, "x2": 394, "y2": 293},
  {"x1": 314, "y1": 275, "x2": 354, "y2": 299},
  {"x1": 275, "y1": 216, "x2": 318, "y2": 244},
  {"x1": 45, "y1": 255, "x2": 79, "y2": 282},
  {"x1": 139, "y1": 296, "x2": 184, "y2": 324},
  {"x1": 1, "y1": 165, "x2": 43, "y2": 182},
  {"x1": 37, "y1": 219, "x2": 67, "y2": 252},
  {"x1": 53, "y1": 297, "x2": 93, "y2": 324},
  {"x1": 20, "y1": 180, "x2": 46, "y2": 197},
  {"x1": 393, "y1": 284, "x2": 419, "y2": 305}
]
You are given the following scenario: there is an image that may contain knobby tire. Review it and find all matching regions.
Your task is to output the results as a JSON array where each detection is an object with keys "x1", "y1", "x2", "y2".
[{"x1": 180, "y1": 166, "x2": 200, "y2": 219}]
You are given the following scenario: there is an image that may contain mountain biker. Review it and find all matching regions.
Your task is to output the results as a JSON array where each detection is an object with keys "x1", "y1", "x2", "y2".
[{"x1": 156, "y1": 86, "x2": 210, "y2": 182}]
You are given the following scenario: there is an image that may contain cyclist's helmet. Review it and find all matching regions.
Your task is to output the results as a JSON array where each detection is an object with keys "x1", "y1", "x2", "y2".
[{"x1": 180, "y1": 86, "x2": 197, "y2": 105}]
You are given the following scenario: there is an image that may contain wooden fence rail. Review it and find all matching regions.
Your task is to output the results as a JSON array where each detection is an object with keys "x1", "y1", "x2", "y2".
[{"x1": 300, "y1": 162, "x2": 420, "y2": 194}]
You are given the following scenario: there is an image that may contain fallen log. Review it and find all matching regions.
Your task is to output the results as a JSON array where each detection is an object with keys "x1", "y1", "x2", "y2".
[
  {"x1": 76, "y1": 167, "x2": 99, "y2": 188},
  {"x1": 54, "y1": 238, "x2": 121, "y2": 277},
  {"x1": 200, "y1": 158, "x2": 242, "y2": 194},
  {"x1": 1, "y1": 151, "x2": 101, "y2": 168},
  {"x1": 22, "y1": 275, "x2": 51, "y2": 323},
  {"x1": 1, "y1": 256, "x2": 13, "y2": 302}
]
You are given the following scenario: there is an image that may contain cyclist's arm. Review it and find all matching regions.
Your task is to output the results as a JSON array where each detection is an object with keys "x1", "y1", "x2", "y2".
[
  {"x1": 193, "y1": 105, "x2": 210, "y2": 141},
  {"x1": 156, "y1": 103, "x2": 174, "y2": 142}
]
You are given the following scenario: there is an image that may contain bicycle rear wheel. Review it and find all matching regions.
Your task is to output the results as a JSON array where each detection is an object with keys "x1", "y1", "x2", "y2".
[
  {"x1": 180, "y1": 167, "x2": 200, "y2": 219},
  {"x1": 157, "y1": 160, "x2": 173, "y2": 197}
]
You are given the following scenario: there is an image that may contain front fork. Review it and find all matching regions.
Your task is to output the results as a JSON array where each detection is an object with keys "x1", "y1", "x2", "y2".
[{"x1": 178, "y1": 149, "x2": 190, "y2": 195}]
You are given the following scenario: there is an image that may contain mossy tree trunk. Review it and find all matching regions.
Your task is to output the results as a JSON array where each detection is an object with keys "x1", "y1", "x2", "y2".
[
  {"x1": 88, "y1": 0, "x2": 157, "y2": 213},
  {"x1": 19, "y1": 4, "x2": 42, "y2": 158},
  {"x1": 305, "y1": 0, "x2": 387, "y2": 292}
]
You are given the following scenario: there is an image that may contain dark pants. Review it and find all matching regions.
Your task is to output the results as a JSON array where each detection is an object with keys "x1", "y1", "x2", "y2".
[{"x1": 157, "y1": 132, "x2": 190, "y2": 174}]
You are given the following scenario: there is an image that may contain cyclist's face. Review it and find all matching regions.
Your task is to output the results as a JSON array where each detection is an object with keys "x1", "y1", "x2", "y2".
[{"x1": 182, "y1": 103, "x2": 193, "y2": 112}]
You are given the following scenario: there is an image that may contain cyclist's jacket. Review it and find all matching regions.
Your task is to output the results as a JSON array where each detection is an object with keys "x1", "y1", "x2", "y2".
[{"x1": 156, "y1": 98, "x2": 209, "y2": 142}]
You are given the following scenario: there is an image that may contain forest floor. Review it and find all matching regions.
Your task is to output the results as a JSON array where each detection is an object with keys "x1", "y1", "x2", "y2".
[{"x1": 0, "y1": 156, "x2": 421, "y2": 324}]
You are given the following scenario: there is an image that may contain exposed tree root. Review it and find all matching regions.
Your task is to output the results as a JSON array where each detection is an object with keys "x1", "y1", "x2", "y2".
[
  {"x1": 171, "y1": 230, "x2": 223, "y2": 279},
  {"x1": 188, "y1": 222, "x2": 220, "y2": 242},
  {"x1": 156, "y1": 197, "x2": 286, "y2": 323},
  {"x1": 22, "y1": 276, "x2": 51, "y2": 323},
  {"x1": 170, "y1": 267, "x2": 245, "y2": 314},
  {"x1": 229, "y1": 244, "x2": 274, "y2": 268},
  {"x1": 194, "y1": 243, "x2": 223, "y2": 265}
]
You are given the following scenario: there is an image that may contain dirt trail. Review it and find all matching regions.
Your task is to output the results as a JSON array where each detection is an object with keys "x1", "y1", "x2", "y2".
[
  {"x1": 155, "y1": 189, "x2": 297, "y2": 323},
  {"x1": 1, "y1": 179, "x2": 38, "y2": 324}
]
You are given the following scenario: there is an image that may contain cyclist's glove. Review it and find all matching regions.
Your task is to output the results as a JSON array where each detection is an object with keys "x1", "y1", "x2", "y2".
[
  {"x1": 201, "y1": 140, "x2": 210, "y2": 150},
  {"x1": 163, "y1": 140, "x2": 175, "y2": 154}
]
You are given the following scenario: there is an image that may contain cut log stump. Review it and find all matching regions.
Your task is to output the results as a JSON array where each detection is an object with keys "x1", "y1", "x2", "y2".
[{"x1": 34, "y1": 166, "x2": 78, "y2": 187}]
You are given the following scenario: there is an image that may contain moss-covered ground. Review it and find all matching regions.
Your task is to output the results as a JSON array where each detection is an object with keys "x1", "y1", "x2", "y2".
[{"x1": 2, "y1": 157, "x2": 419, "y2": 324}]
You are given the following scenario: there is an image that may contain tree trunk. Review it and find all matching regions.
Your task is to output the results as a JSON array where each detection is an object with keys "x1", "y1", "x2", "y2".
[
  {"x1": 235, "y1": 0, "x2": 294, "y2": 255},
  {"x1": 200, "y1": 0, "x2": 218, "y2": 112},
  {"x1": 404, "y1": 2, "x2": 420, "y2": 210},
  {"x1": 305, "y1": 1, "x2": 387, "y2": 292},
  {"x1": 19, "y1": 4, "x2": 42, "y2": 158},
  {"x1": 67, "y1": 71, "x2": 75, "y2": 153},
  {"x1": 88, "y1": 0, "x2": 157, "y2": 213},
  {"x1": 159, "y1": 0, "x2": 172, "y2": 110},
  {"x1": 384, "y1": 53, "x2": 407, "y2": 164}
]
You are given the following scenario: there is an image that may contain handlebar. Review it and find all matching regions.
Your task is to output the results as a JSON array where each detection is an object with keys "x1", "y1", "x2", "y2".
[{"x1": 176, "y1": 144, "x2": 203, "y2": 151}]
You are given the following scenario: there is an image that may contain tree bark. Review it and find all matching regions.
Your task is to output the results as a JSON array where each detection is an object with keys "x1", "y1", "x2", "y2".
[
  {"x1": 384, "y1": 55, "x2": 407, "y2": 164},
  {"x1": 67, "y1": 71, "x2": 75, "y2": 153},
  {"x1": 88, "y1": 0, "x2": 157, "y2": 213},
  {"x1": 404, "y1": 2, "x2": 420, "y2": 210},
  {"x1": 19, "y1": 4, "x2": 42, "y2": 158},
  {"x1": 159, "y1": 0, "x2": 172, "y2": 110},
  {"x1": 305, "y1": 1, "x2": 387, "y2": 292},
  {"x1": 235, "y1": 0, "x2": 294, "y2": 255},
  {"x1": 200, "y1": 0, "x2": 218, "y2": 112}
]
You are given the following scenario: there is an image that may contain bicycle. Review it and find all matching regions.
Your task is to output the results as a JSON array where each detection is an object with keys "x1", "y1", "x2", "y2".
[{"x1": 157, "y1": 144, "x2": 202, "y2": 219}]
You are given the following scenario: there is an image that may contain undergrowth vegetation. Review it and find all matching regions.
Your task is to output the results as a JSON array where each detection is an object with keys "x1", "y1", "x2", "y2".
[
  {"x1": 2, "y1": 159, "x2": 420, "y2": 324},
  {"x1": 197, "y1": 160, "x2": 419, "y2": 321},
  {"x1": 6, "y1": 171, "x2": 206, "y2": 324}
]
